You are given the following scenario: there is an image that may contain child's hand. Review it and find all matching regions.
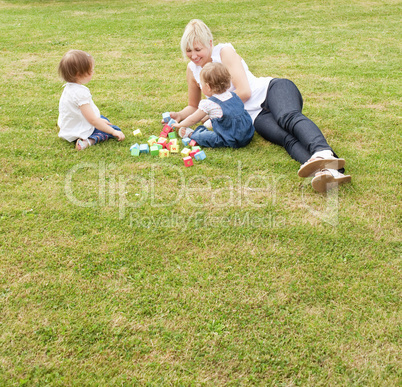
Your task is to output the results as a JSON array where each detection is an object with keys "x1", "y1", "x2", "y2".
[{"x1": 114, "y1": 130, "x2": 125, "y2": 141}]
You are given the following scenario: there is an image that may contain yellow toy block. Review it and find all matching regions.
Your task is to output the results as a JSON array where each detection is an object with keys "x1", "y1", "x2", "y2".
[
  {"x1": 181, "y1": 148, "x2": 191, "y2": 157},
  {"x1": 159, "y1": 149, "x2": 170, "y2": 158},
  {"x1": 148, "y1": 138, "x2": 157, "y2": 146},
  {"x1": 170, "y1": 144, "x2": 179, "y2": 153},
  {"x1": 133, "y1": 129, "x2": 142, "y2": 137}
]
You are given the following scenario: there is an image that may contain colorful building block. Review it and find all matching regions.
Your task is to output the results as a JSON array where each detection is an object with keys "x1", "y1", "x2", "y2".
[
  {"x1": 168, "y1": 131, "x2": 177, "y2": 140},
  {"x1": 130, "y1": 143, "x2": 140, "y2": 155},
  {"x1": 139, "y1": 144, "x2": 149, "y2": 154},
  {"x1": 189, "y1": 149, "x2": 200, "y2": 158},
  {"x1": 133, "y1": 129, "x2": 142, "y2": 137},
  {"x1": 191, "y1": 146, "x2": 201, "y2": 151},
  {"x1": 159, "y1": 131, "x2": 168, "y2": 138},
  {"x1": 148, "y1": 135, "x2": 158, "y2": 141},
  {"x1": 166, "y1": 139, "x2": 178, "y2": 150},
  {"x1": 130, "y1": 143, "x2": 140, "y2": 150},
  {"x1": 183, "y1": 156, "x2": 193, "y2": 167},
  {"x1": 189, "y1": 139, "x2": 197, "y2": 147},
  {"x1": 194, "y1": 150, "x2": 206, "y2": 160},
  {"x1": 182, "y1": 137, "x2": 191, "y2": 146},
  {"x1": 147, "y1": 138, "x2": 157, "y2": 146},
  {"x1": 168, "y1": 118, "x2": 176, "y2": 127},
  {"x1": 159, "y1": 149, "x2": 170, "y2": 158},
  {"x1": 155, "y1": 144, "x2": 163, "y2": 150},
  {"x1": 170, "y1": 144, "x2": 179, "y2": 153},
  {"x1": 162, "y1": 112, "x2": 170, "y2": 123},
  {"x1": 181, "y1": 148, "x2": 191, "y2": 157},
  {"x1": 150, "y1": 145, "x2": 160, "y2": 156},
  {"x1": 157, "y1": 138, "x2": 167, "y2": 148},
  {"x1": 163, "y1": 124, "x2": 172, "y2": 133}
]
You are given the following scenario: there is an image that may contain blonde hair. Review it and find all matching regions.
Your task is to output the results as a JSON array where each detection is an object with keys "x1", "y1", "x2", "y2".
[
  {"x1": 180, "y1": 19, "x2": 213, "y2": 57},
  {"x1": 58, "y1": 50, "x2": 94, "y2": 83},
  {"x1": 200, "y1": 62, "x2": 231, "y2": 94}
]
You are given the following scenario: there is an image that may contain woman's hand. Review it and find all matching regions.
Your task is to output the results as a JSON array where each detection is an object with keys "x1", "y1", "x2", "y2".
[
  {"x1": 161, "y1": 111, "x2": 181, "y2": 124},
  {"x1": 169, "y1": 112, "x2": 182, "y2": 122}
]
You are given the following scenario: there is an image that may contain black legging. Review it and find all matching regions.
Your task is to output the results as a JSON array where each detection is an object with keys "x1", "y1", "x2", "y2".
[{"x1": 254, "y1": 78, "x2": 337, "y2": 164}]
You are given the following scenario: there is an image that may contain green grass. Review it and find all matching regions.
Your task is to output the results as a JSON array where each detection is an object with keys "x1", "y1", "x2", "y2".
[{"x1": 0, "y1": 0, "x2": 401, "y2": 385}]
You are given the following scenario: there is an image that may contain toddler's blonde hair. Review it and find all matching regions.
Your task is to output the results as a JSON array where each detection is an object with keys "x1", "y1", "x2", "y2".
[
  {"x1": 58, "y1": 50, "x2": 93, "y2": 83},
  {"x1": 200, "y1": 62, "x2": 231, "y2": 95}
]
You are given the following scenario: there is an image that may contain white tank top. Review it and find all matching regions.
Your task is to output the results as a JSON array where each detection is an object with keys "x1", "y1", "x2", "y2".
[{"x1": 188, "y1": 43, "x2": 272, "y2": 122}]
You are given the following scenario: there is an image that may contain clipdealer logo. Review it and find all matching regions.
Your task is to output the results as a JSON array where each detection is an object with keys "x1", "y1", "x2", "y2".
[{"x1": 64, "y1": 161, "x2": 339, "y2": 227}]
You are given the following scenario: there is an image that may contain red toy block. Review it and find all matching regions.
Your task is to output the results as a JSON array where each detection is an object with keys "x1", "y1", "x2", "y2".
[
  {"x1": 157, "y1": 138, "x2": 167, "y2": 148},
  {"x1": 189, "y1": 139, "x2": 197, "y2": 147},
  {"x1": 183, "y1": 156, "x2": 193, "y2": 167},
  {"x1": 163, "y1": 124, "x2": 172, "y2": 133},
  {"x1": 189, "y1": 149, "x2": 200, "y2": 158},
  {"x1": 159, "y1": 131, "x2": 168, "y2": 138}
]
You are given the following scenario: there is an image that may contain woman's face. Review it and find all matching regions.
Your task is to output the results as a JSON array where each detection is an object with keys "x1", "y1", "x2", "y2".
[{"x1": 186, "y1": 41, "x2": 212, "y2": 67}]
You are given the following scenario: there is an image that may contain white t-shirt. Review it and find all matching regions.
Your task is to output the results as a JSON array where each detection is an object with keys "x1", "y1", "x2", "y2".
[
  {"x1": 189, "y1": 43, "x2": 273, "y2": 122},
  {"x1": 58, "y1": 83, "x2": 100, "y2": 142}
]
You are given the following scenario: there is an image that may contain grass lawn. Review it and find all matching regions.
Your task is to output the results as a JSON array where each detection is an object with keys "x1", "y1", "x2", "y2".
[{"x1": 0, "y1": 0, "x2": 400, "y2": 385}]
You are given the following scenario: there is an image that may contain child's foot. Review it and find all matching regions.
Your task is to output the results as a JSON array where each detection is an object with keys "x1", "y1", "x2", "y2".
[
  {"x1": 75, "y1": 138, "x2": 94, "y2": 150},
  {"x1": 311, "y1": 169, "x2": 351, "y2": 192},
  {"x1": 178, "y1": 127, "x2": 194, "y2": 138}
]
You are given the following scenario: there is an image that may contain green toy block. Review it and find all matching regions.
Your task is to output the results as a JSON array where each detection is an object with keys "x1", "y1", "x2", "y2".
[{"x1": 150, "y1": 145, "x2": 160, "y2": 156}]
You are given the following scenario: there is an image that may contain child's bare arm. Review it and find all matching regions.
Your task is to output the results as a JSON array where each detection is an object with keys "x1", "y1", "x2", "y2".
[
  {"x1": 172, "y1": 108, "x2": 206, "y2": 129},
  {"x1": 80, "y1": 104, "x2": 125, "y2": 141}
]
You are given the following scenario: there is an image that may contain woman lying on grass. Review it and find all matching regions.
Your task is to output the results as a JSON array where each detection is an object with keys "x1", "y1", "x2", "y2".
[{"x1": 168, "y1": 19, "x2": 351, "y2": 192}]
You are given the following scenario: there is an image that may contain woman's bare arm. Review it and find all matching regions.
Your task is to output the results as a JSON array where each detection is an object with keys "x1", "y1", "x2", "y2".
[{"x1": 220, "y1": 46, "x2": 251, "y2": 102}]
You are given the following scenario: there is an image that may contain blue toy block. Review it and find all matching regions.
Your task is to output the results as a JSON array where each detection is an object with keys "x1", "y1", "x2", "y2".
[
  {"x1": 139, "y1": 144, "x2": 149, "y2": 154},
  {"x1": 130, "y1": 143, "x2": 140, "y2": 150},
  {"x1": 194, "y1": 150, "x2": 206, "y2": 160},
  {"x1": 182, "y1": 137, "x2": 191, "y2": 146},
  {"x1": 162, "y1": 112, "x2": 170, "y2": 123},
  {"x1": 168, "y1": 118, "x2": 176, "y2": 127}
]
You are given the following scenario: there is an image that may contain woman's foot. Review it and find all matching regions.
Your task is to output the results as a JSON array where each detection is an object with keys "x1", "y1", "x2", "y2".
[
  {"x1": 178, "y1": 127, "x2": 194, "y2": 138},
  {"x1": 311, "y1": 169, "x2": 351, "y2": 192},
  {"x1": 75, "y1": 138, "x2": 94, "y2": 150},
  {"x1": 298, "y1": 156, "x2": 345, "y2": 177}
]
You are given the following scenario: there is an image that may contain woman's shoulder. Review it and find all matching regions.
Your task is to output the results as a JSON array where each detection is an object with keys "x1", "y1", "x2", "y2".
[
  {"x1": 214, "y1": 43, "x2": 235, "y2": 51},
  {"x1": 212, "y1": 43, "x2": 236, "y2": 63}
]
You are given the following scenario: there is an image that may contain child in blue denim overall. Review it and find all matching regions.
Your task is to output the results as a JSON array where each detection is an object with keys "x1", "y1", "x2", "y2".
[
  {"x1": 57, "y1": 50, "x2": 125, "y2": 150},
  {"x1": 173, "y1": 62, "x2": 254, "y2": 148}
]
